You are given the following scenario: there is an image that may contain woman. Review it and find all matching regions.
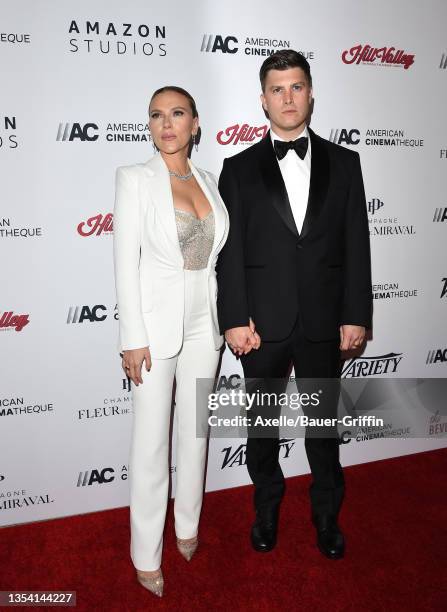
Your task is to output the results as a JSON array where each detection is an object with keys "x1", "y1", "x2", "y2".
[{"x1": 113, "y1": 86, "x2": 229, "y2": 597}]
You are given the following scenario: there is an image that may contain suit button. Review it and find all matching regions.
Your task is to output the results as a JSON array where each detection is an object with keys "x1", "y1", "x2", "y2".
[{"x1": 296, "y1": 244, "x2": 302, "y2": 250}]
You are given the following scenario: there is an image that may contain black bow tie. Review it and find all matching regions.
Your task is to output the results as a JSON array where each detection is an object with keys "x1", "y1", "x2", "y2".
[{"x1": 274, "y1": 136, "x2": 308, "y2": 161}]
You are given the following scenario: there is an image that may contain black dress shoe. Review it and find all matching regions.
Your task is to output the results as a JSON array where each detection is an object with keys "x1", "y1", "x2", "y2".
[
  {"x1": 250, "y1": 514, "x2": 278, "y2": 552},
  {"x1": 314, "y1": 516, "x2": 345, "y2": 559}
]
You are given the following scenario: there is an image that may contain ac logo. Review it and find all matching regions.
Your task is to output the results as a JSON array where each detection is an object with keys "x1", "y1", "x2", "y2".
[
  {"x1": 57, "y1": 122, "x2": 99, "y2": 142},
  {"x1": 433, "y1": 207, "x2": 447, "y2": 222},
  {"x1": 329, "y1": 128, "x2": 360, "y2": 145},
  {"x1": 77, "y1": 468, "x2": 114, "y2": 486},
  {"x1": 67, "y1": 305, "x2": 107, "y2": 323},
  {"x1": 201, "y1": 34, "x2": 238, "y2": 53},
  {"x1": 441, "y1": 278, "x2": 447, "y2": 299}
]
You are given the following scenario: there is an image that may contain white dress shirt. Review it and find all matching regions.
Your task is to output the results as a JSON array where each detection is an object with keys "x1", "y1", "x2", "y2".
[{"x1": 270, "y1": 125, "x2": 311, "y2": 234}]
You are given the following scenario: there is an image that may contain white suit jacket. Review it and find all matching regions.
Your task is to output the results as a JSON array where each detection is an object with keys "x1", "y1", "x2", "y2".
[{"x1": 113, "y1": 153, "x2": 229, "y2": 358}]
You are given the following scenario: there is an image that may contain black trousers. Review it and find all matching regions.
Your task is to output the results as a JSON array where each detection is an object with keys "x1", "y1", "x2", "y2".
[{"x1": 240, "y1": 316, "x2": 344, "y2": 522}]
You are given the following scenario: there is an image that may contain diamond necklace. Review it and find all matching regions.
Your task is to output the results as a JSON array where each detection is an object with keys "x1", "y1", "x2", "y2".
[{"x1": 168, "y1": 168, "x2": 193, "y2": 181}]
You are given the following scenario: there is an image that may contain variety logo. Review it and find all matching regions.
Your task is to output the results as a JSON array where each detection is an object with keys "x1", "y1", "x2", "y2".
[
  {"x1": 77, "y1": 213, "x2": 113, "y2": 237},
  {"x1": 0, "y1": 116, "x2": 18, "y2": 149},
  {"x1": 433, "y1": 207, "x2": 447, "y2": 222},
  {"x1": 221, "y1": 438, "x2": 295, "y2": 468},
  {"x1": 216, "y1": 123, "x2": 268, "y2": 145},
  {"x1": 426, "y1": 348, "x2": 447, "y2": 365},
  {"x1": 329, "y1": 127, "x2": 423, "y2": 148},
  {"x1": 0, "y1": 490, "x2": 54, "y2": 510},
  {"x1": 66, "y1": 304, "x2": 112, "y2": 324},
  {"x1": 0, "y1": 474, "x2": 4, "y2": 482},
  {"x1": 440, "y1": 53, "x2": 447, "y2": 69},
  {"x1": 372, "y1": 282, "x2": 417, "y2": 300},
  {"x1": 68, "y1": 20, "x2": 167, "y2": 56},
  {"x1": 367, "y1": 196, "x2": 416, "y2": 238},
  {"x1": 441, "y1": 278, "x2": 447, "y2": 299},
  {"x1": 57, "y1": 122, "x2": 98, "y2": 142},
  {"x1": 0, "y1": 311, "x2": 29, "y2": 332},
  {"x1": 0, "y1": 33, "x2": 31, "y2": 44},
  {"x1": 341, "y1": 44, "x2": 415, "y2": 69},
  {"x1": 0, "y1": 217, "x2": 42, "y2": 238},
  {"x1": 77, "y1": 466, "x2": 128, "y2": 486},
  {"x1": 342, "y1": 353, "x2": 403, "y2": 377},
  {"x1": 0, "y1": 397, "x2": 54, "y2": 417}
]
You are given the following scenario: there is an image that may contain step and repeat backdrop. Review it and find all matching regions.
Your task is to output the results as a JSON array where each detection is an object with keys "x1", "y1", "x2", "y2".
[{"x1": 1, "y1": 0, "x2": 446, "y2": 526}]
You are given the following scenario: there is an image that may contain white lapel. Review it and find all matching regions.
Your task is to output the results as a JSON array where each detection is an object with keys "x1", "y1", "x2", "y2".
[
  {"x1": 189, "y1": 160, "x2": 227, "y2": 263},
  {"x1": 142, "y1": 154, "x2": 183, "y2": 266}
]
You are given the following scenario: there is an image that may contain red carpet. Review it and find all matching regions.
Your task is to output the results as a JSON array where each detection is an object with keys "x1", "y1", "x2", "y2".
[{"x1": 1, "y1": 449, "x2": 446, "y2": 611}]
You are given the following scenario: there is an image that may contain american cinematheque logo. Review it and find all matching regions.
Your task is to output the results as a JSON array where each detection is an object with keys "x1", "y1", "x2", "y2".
[
  {"x1": 0, "y1": 396, "x2": 54, "y2": 417},
  {"x1": 57, "y1": 122, "x2": 149, "y2": 143},
  {"x1": 68, "y1": 20, "x2": 167, "y2": 56},
  {"x1": 216, "y1": 123, "x2": 268, "y2": 145},
  {"x1": 200, "y1": 34, "x2": 314, "y2": 59},
  {"x1": 342, "y1": 44, "x2": 415, "y2": 69},
  {"x1": 329, "y1": 128, "x2": 423, "y2": 148}
]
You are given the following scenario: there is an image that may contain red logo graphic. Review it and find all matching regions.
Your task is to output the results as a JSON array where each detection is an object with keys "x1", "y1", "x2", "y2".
[
  {"x1": 342, "y1": 44, "x2": 415, "y2": 70},
  {"x1": 0, "y1": 311, "x2": 30, "y2": 332},
  {"x1": 217, "y1": 123, "x2": 268, "y2": 145},
  {"x1": 77, "y1": 213, "x2": 113, "y2": 237}
]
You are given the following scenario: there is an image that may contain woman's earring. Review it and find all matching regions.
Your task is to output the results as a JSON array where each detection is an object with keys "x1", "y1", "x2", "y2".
[{"x1": 192, "y1": 134, "x2": 198, "y2": 152}]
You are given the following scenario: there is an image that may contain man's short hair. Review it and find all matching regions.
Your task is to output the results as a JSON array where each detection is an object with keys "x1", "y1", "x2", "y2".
[{"x1": 259, "y1": 50, "x2": 312, "y2": 91}]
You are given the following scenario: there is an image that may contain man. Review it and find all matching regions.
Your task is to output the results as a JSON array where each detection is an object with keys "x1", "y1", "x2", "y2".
[{"x1": 216, "y1": 50, "x2": 372, "y2": 559}]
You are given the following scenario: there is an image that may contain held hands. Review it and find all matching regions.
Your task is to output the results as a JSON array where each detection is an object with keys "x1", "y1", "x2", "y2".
[
  {"x1": 122, "y1": 347, "x2": 151, "y2": 386},
  {"x1": 339, "y1": 325, "x2": 366, "y2": 351},
  {"x1": 225, "y1": 318, "x2": 261, "y2": 356}
]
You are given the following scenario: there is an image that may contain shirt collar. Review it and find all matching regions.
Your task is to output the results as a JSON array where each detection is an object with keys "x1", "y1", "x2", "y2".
[{"x1": 270, "y1": 124, "x2": 309, "y2": 145}]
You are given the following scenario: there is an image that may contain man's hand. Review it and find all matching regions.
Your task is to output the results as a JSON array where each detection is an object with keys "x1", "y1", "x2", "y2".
[
  {"x1": 225, "y1": 318, "x2": 261, "y2": 356},
  {"x1": 122, "y1": 347, "x2": 151, "y2": 386},
  {"x1": 340, "y1": 325, "x2": 366, "y2": 351}
]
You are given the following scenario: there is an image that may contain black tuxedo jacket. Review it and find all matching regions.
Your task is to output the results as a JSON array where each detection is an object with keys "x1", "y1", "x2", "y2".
[{"x1": 216, "y1": 127, "x2": 372, "y2": 342}]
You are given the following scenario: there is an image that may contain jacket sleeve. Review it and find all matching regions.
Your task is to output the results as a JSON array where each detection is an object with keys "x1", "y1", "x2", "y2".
[
  {"x1": 113, "y1": 166, "x2": 149, "y2": 350},
  {"x1": 216, "y1": 158, "x2": 250, "y2": 333},
  {"x1": 341, "y1": 152, "x2": 373, "y2": 328}
]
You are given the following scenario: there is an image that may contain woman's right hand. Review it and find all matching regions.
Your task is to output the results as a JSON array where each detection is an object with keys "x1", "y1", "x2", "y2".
[{"x1": 122, "y1": 347, "x2": 151, "y2": 386}]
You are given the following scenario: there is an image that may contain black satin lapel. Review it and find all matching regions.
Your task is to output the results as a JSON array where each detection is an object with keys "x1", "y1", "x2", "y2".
[
  {"x1": 258, "y1": 135, "x2": 299, "y2": 238},
  {"x1": 299, "y1": 129, "x2": 330, "y2": 240}
]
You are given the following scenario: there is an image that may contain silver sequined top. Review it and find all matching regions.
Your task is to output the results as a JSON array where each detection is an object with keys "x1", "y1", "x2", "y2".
[{"x1": 174, "y1": 209, "x2": 215, "y2": 270}]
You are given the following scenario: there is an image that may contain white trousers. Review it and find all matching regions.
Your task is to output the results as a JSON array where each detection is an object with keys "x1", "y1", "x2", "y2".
[{"x1": 129, "y1": 268, "x2": 220, "y2": 571}]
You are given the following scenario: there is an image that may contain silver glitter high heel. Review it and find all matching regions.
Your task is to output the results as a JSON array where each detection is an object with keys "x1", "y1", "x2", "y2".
[
  {"x1": 176, "y1": 537, "x2": 198, "y2": 561},
  {"x1": 136, "y1": 569, "x2": 164, "y2": 597}
]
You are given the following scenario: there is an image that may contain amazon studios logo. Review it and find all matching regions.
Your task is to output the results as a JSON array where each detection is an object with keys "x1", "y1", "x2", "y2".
[
  {"x1": 67, "y1": 20, "x2": 167, "y2": 56},
  {"x1": 342, "y1": 353, "x2": 403, "y2": 377},
  {"x1": 0, "y1": 116, "x2": 19, "y2": 149}
]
